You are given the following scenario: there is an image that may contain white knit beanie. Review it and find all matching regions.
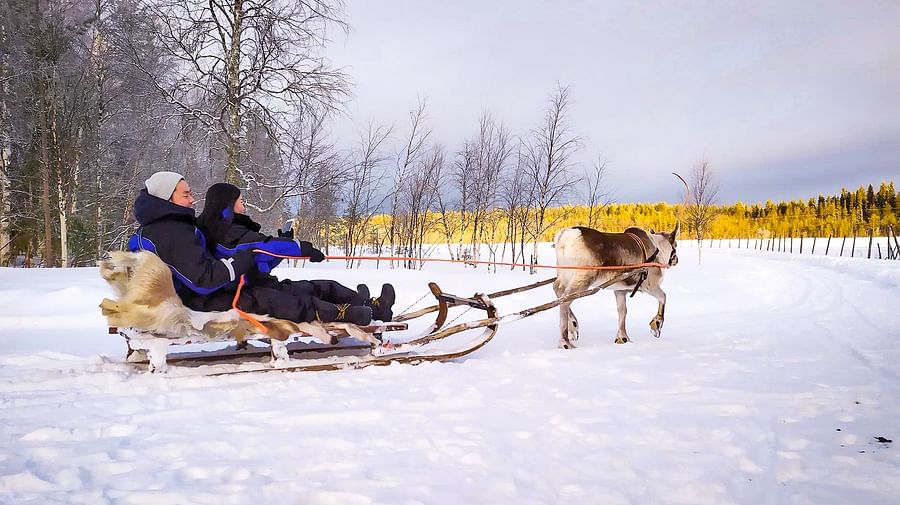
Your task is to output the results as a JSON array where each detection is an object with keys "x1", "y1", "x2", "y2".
[{"x1": 145, "y1": 171, "x2": 185, "y2": 200}]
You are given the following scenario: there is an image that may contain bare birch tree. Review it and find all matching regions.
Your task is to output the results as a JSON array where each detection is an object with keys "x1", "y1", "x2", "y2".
[
  {"x1": 523, "y1": 84, "x2": 580, "y2": 268},
  {"x1": 435, "y1": 179, "x2": 462, "y2": 261},
  {"x1": 581, "y1": 154, "x2": 610, "y2": 229},
  {"x1": 0, "y1": 7, "x2": 11, "y2": 265},
  {"x1": 133, "y1": 0, "x2": 350, "y2": 210},
  {"x1": 468, "y1": 113, "x2": 511, "y2": 265},
  {"x1": 389, "y1": 100, "x2": 430, "y2": 267},
  {"x1": 683, "y1": 160, "x2": 719, "y2": 264},
  {"x1": 397, "y1": 144, "x2": 443, "y2": 269},
  {"x1": 499, "y1": 145, "x2": 531, "y2": 269},
  {"x1": 450, "y1": 140, "x2": 474, "y2": 262},
  {"x1": 341, "y1": 123, "x2": 392, "y2": 267}
]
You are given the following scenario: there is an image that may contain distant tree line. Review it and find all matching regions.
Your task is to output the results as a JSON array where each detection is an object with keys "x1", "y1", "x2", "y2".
[
  {"x1": 331, "y1": 180, "x2": 898, "y2": 270},
  {"x1": 708, "y1": 182, "x2": 898, "y2": 239}
]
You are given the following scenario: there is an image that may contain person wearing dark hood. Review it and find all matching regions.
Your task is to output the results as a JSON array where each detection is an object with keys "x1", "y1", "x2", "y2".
[
  {"x1": 128, "y1": 172, "x2": 374, "y2": 326},
  {"x1": 197, "y1": 183, "x2": 395, "y2": 322}
]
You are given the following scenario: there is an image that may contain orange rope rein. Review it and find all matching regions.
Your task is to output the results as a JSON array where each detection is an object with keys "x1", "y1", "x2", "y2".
[
  {"x1": 230, "y1": 250, "x2": 669, "y2": 334},
  {"x1": 232, "y1": 274, "x2": 269, "y2": 334},
  {"x1": 252, "y1": 250, "x2": 670, "y2": 271}
]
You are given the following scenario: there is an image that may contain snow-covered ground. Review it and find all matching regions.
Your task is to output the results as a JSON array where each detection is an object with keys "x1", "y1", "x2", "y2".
[{"x1": 1, "y1": 246, "x2": 899, "y2": 504}]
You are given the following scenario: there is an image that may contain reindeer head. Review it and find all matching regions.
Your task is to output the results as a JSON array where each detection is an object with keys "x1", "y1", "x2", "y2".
[{"x1": 649, "y1": 222, "x2": 679, "y2": 267}]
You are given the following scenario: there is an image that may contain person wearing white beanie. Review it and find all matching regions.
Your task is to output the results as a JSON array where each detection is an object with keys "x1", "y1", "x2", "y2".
[
  {"x1": 130, "y1": 172, "x2": 257, "y2": 313},
  {"x1": 144, "y1": 171, "x2": 194, "y2": 207}
]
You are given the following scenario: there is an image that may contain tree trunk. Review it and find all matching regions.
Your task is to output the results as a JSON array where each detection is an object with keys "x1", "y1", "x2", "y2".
[
  {"x1": 39, "y1": 105, "x2": 55, "y2": 267},
  {"x1": 50, "y1": 100, "x2": 78, "y2": 268},
  {"x1": 225, "y1": 0, "x2": 244, "y2": 183},
  {"x1": 0, "y1": 20, "x2": 9, "y2": 266},
  {"x1": 0, "y1": 144, "x2": 9, "y2": 266},
  {"x1": 57, "y1": 177, "x2": 68, "y2": 267},
  {"x1": 94, "y1": 27, "x2": 105, "y2": 260}
]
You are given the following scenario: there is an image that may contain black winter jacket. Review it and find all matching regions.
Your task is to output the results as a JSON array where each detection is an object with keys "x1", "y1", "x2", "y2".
[
  {"x1": 223, "y1": 213, "x2": 269, "y2": 246},
  {"x1": 214, "y1": 213, "x2": 320, "y2": 272},
  {"x1": 128, "y1": 190, "x2": 257, "y2": 309},
  {"x1": 218, "y1": 214, "x2": 363, "y2": 308}
]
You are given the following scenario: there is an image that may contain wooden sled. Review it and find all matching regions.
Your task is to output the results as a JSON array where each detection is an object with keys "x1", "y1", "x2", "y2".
[{"x1": 99, "y1": 251, "x2": 502, "y2": 373}]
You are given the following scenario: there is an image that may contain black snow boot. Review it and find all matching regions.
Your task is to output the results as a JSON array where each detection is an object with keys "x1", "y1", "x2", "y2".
[
  {"x1": 367, "y1": 283, "x2": 395, "y2": 322},
  {"x1": 356, "y1": 284, "x2": 371, "y2": 305},
  {"x1": 314, "y1": 300, "x2": 373, "y2": 326}
]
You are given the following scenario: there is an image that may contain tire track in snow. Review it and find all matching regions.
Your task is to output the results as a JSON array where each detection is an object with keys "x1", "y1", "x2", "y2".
[{"x1": 791, "y1": 260, "x2": 900, "y2": 384}]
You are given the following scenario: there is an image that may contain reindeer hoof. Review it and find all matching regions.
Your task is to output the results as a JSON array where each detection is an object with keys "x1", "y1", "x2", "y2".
[
  {"x1": 559, "y1": 341, "x2": 577, "y2": 350},
  {"x1": 650, "y1": 319, "x2": 663, "y2": 338},
  {"x1": 615, "y1": 336, "x2": 629, "y2": 344}
]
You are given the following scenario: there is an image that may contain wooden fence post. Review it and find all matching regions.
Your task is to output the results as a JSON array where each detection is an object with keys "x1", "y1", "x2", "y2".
[
  {"x1": 877, "y1": 242, "x2": 882, "y2": 259},
  {"x1": 790, "y1": 234, "x2": 793, "y2": 254},
  {"x1": 800, "y1": 236, "x2": 804, "y2": 254},
  {"x1": 889, "y1": 225, "x2": 900, "y2": 260},
  {"x1": 825, "y1": 235, "x2": 832, "y2": 256},
  {"x1": 888, "y1": 226, "x2": 895, "y2": 259},
  {"x1": 867, "y1": 229, "x2": 874, "y2": 259},
  {"x1": 851, "y1": 234, "x2": 856, "y2": 258},
  {"x1": 811, "y1": 236, "x2": 817, "y2": 255}
]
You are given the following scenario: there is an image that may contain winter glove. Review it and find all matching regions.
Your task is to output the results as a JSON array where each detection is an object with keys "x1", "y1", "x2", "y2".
[
  {"x1": 277, "y1": 228, "x2": 294, "y2": 239},
  {"x1": 229, "y1": 248, "x2": 258, "y2": 276},
  {"x1": 308, "y1": 247, "x2": 325, "y2": 263},
  {"x1": 298, "y1": 240, "x2": 325, "y2": 262}
]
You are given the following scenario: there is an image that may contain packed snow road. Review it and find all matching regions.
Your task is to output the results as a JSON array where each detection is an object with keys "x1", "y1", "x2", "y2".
[{"x1": 1, "y1": 248, "x2": 898, "y2": 504}]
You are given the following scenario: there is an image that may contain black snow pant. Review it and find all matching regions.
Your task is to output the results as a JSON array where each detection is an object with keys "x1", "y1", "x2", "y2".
[
  {"x1": 178, "y1": 275, "x2": 365, "y2": 324},
  {"x1": 255, "y1": 274, "x2": 367, "y2": 306}
]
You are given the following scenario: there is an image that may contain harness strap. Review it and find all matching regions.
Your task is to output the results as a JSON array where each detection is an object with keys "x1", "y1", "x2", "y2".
[
  {"x1": 625, "y1": 232, "x2": 660, "y2": 298},
  {"x1": 625, "y1": 232, "x2": 648, "y2": 260}
]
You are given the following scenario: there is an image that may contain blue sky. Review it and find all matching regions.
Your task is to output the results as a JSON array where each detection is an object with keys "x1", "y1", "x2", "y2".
[{"x1": 327, "y1": 0, "x2": 899, "y2": 204}]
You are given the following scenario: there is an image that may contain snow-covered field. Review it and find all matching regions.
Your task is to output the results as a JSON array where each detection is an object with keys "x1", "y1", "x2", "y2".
[{"x1": 1, "y1": 247, "x2": 899, "y2": 504}]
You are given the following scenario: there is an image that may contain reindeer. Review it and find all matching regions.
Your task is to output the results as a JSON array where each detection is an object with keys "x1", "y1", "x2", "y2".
[{"x1": 552, "y1": 223, "x2": 679, "y2": 348}]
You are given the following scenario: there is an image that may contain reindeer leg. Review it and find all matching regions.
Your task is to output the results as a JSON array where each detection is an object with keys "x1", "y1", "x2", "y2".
[
  {"x1": 554, "y1": 278, "x2": 579, "y2": 349},
  {"x1": 568, "y1": 307, "x2": 580, "y2": 342},
  {"x1": 557, "y1": 300, "x2": 577, "y2": 349},
  {"x1": 644, "y1": 285, "x2": 667, "y2": 338},
  {"x1": 614, "y1": 289, "x2": 630, "y2": 344}
]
